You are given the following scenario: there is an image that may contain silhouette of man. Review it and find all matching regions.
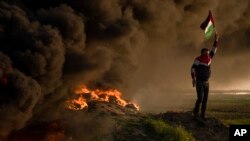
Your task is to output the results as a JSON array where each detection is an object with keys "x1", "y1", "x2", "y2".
[{"x1": 191, "y1": 34, "x2": 219, "y2": 120}]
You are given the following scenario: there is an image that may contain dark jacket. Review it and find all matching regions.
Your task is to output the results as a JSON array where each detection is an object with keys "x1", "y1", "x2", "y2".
[{"x1": 191, "y1": 40, "x2": 218, "y2": 81}]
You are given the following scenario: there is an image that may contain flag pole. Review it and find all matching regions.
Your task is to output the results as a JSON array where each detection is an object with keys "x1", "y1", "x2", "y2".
[{"x1": 214, "y1": 27, "x2": 218, "y2": 35}]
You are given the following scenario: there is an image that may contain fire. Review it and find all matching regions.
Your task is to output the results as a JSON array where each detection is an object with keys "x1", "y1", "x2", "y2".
[{"x1": 66, "y1": 84, "x2": 139, "y2": 111}]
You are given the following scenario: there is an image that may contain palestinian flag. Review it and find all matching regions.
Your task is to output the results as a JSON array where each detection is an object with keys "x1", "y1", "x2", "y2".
[{"x1": 200, "y1": 11, "x2": 215, "y2": 39}]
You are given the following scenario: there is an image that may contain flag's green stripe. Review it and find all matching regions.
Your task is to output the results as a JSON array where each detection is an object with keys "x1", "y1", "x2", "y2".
[
  {"x1": 205, "y1": 25, "x2": 214, "y2": 39},
  {"x1": 205, "y1": 20, "x2": 213, "y2": 33}
]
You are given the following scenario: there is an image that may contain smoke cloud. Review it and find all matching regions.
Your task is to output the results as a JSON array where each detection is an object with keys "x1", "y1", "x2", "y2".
[{"x1": 0, "y1": 0, "x2": 250, "y2": 140}]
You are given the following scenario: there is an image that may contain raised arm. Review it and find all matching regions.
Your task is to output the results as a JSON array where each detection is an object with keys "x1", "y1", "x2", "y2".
[{"x1": 210, "y1": 33, "x2": 219, "y2": 58}]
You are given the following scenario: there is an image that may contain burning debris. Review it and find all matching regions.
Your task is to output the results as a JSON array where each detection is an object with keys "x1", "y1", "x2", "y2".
[{"x1": 66, "y1": 84, "x2": 139, "y2": 111}]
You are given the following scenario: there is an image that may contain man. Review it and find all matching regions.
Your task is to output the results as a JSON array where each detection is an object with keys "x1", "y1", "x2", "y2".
[{"x1": 191, "y1": 33, "x2": 219, "y2": 120}]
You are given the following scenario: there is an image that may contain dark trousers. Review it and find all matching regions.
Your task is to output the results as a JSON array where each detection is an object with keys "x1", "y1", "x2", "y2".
[{"x1": 194, "y1": 80, "x2": 209, "y2": 116}]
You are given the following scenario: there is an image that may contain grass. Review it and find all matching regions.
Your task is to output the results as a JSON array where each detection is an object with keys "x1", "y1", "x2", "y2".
[
  {"x1": 145, "y1": 118, "x2": 195, "y2": 141},
  {"x1": 222, "y1": 119, "x2": 250, "y2": 125},
  {"x1": 113, "y1": 115, "x2": 149, "y2": 141},
  {"x1": 142, "y1": 93, "x2": 250, "y2": 126},
  {"x1": 206, "y1": 94, "x2": 250, "y2": 125},
  {"x1": 114, "y1": 115, "x2": 195, "y2": 141},
  {"x1": 114, "y1": 93, "x2": 250, "y2": 141},
  {"x1": 181, "y1": 94, "x2": 250, "y2": 125}
]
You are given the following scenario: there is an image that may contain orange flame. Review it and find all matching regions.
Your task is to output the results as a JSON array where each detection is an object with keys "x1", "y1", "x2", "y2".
[{"x1": 66, "y1": 84, "x2": 139, "y2": 111}]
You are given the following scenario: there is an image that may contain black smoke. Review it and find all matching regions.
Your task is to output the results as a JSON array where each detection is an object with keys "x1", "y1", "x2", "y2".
[{"x1": 0, "y1": 0, "x2": 250, "y2": 140}]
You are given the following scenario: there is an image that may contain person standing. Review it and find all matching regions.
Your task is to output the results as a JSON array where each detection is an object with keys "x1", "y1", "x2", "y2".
[{"x1": 191, "y1": 34, "x2": 219, "y2": 120}]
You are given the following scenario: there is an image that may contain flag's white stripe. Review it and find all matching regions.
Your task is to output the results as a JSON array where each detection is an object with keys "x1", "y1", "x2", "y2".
[{"x1": 205, "y1": 20, "x2": 213, "y2": 33}]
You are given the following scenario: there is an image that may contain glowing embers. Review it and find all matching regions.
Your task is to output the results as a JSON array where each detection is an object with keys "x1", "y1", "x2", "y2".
[{"x1": 66, "y1": 84, "x2": 139, "y2": 111}]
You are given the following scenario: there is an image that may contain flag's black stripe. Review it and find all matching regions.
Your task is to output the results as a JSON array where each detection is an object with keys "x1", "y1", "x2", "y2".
[{"x1": 200, "y1": 11, "x2": 211, "y2": 30}]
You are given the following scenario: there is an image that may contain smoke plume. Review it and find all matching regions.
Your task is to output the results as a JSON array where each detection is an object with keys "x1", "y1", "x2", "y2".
[{"x1": 0, "y1": 0, "x2": 250, "y2": 140}]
